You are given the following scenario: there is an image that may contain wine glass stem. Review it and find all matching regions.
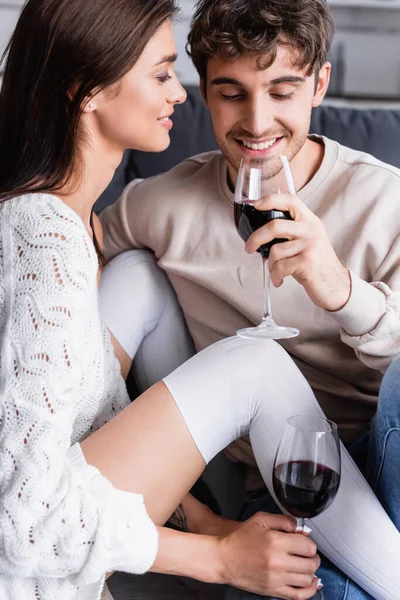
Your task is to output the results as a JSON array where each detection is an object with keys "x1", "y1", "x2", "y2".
[
  {"x1": 262, "y1": 257, "x2": 273, "y2": 323},
  {"x1": 297, "y1": 517, "x2": 306, "y2": 531}
]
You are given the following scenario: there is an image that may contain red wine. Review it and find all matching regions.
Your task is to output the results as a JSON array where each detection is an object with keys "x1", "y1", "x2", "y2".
[
  {"x1": 234, "y1": 202, "x2": 292, "y2": 258},
  {"x1": 273, "y1": 460, "x2": 340, "y2": 519}
]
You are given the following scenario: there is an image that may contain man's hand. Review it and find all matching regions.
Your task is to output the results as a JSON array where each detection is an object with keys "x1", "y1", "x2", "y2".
[
  {"x1": 217, "y1": 512, "x2": 321, "y2": 600},
  {"x1": 245, "y1": 193, "x2": 351, "y2": 312}
]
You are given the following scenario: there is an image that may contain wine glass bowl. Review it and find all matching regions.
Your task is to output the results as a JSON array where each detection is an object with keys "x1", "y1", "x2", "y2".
[
  {"x1": 234, "y1": 204, "x2": 292, "y2": 259},
  {"x1": 272, "y1": 416, "x2": 341, "y2": 600},
  {"x1": 273, "y1": 416, "x2": 341, "y2": 521}
]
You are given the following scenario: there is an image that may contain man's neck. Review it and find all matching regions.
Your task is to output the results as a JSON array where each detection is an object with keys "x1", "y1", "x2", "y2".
[{"x1": 289, "y1": 137, "x2": 325, "y2": 193}]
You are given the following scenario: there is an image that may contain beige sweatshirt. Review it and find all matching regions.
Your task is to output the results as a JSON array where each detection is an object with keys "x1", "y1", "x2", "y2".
[{"x1": 101, "y1": 136, "x2": 400, "y2": 487}]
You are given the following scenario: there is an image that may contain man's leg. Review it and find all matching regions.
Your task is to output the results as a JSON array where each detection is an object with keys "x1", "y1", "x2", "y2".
[
  {"x1": 321, "y1": 357, "x2": 400, "y2": 599},
  {"x1": 368, "y1": 356, "x2": 400, "y2": 528}
]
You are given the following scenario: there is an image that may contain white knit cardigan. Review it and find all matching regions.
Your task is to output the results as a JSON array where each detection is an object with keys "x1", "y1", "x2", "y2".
[{"x1": 0, "y1": 194, "x2": 158, "y2": 600}]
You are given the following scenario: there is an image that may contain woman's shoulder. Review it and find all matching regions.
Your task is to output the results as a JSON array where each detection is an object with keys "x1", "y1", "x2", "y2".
[
  {"x1": 0, "y1": 193, "x2": 98, "y2": 292},
  {"x1": 3, "y1": 192, "x2": 87, "y2": 234},
  {"x1": 1, "y1": 192, "x2": 97, "y2": 264}
]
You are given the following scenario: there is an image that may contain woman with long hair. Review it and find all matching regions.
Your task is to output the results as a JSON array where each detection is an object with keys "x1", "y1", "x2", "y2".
[{"x1": 1, "y1": 1, "x2": 400, "y2": 600}]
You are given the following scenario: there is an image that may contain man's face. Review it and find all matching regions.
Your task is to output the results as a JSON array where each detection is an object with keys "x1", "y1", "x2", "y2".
[{"x1": 203, "y1": 45, "x2": 329, "y2": 183}]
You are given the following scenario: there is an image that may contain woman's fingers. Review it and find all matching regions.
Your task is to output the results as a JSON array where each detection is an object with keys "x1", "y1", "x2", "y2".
[{"x1": 280, "y1": 576, "x2": 321, "y2": 600}]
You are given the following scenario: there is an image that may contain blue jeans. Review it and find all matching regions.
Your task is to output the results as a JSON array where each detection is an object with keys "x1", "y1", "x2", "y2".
[{"x1": 224, "y1": 357, "x2": 400, "y2": 600}]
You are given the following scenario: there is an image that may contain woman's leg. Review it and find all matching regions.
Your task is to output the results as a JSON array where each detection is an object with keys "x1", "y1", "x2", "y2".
[
  {"x1": 99, "y1": 250, "x2": 195, "y2": 388},
  {"x1": 82, "y1": 337, "x2": 400, "y2": 599}
]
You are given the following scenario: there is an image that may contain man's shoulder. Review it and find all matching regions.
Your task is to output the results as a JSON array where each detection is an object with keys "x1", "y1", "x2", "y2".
[
  {"x1": 333, "y1": 138, "x2": 400, "y2": 186},
  {"x1": 125, "y1": 150, "x2": 223, "y2": 200}
]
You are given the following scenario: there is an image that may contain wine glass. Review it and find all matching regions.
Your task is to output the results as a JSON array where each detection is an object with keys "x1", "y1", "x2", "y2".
[
  {"x1": 234, "y1": 155, "x2": 299, "y2": 340},
  {"x1": 273, "y1": 416, "x2": 342, "y2": 600}
]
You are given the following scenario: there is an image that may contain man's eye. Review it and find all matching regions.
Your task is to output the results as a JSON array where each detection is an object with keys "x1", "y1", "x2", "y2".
[
  {"x1": 271, "y1": 93, "x2": 294, "y2": 100},
  {"x1": 220, "y1": 93, "x2": 244, "y2": 101}
]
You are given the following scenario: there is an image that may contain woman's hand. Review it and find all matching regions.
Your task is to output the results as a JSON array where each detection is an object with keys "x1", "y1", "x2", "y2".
[
  {"x1": 217, "y1": 512, "x2": 321, "y2": 600},
  {"x1": 153, "y1": 511, "x2": 320, "y2": 600}
]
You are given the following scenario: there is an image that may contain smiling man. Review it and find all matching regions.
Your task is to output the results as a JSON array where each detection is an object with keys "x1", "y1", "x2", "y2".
[{"x1": 100, "y1": 0, "x2": 400, "y2": 595}]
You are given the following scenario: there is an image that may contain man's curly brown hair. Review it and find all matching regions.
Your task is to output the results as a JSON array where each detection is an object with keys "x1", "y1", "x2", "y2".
[{"x1": 187, "y1": 0, "x2": 334, "y2": 82}]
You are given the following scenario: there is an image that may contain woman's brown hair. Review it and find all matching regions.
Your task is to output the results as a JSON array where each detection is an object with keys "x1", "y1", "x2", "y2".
[{"x1": 0, "y1": 0, "x2": 177, "y2": 258}]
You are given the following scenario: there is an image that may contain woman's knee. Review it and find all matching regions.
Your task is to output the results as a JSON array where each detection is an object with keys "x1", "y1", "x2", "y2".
[
  {"x1": 103, "y1": 250, "x2": 172, "y2": 300},
  {"x1": 220, "y1": 337, "x2": 318, "y2": 418},
  {"x1": 222, "y1": 337, "x2": 311, "y2": 387},
  {"x1": 99, "y1": 250, "x2": 176, "y2": 359}
]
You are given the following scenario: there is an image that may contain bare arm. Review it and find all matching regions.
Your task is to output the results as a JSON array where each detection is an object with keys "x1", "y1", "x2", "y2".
[{"x1": 168, "y1": 493, "x2": 239, "y2": 536}]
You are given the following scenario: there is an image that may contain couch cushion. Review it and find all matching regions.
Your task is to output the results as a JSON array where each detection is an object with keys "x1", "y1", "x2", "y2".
[{"x1": 310, "y1": 104, "x2": 400, "y2": 167}]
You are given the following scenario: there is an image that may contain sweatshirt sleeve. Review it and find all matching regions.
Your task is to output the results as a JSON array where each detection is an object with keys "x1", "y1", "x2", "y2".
[
  {"x1": 329, "y1": 235, "x2": 400, "y2": 372},
  {"x1": 0, "y1": 210, "x2": 158, "y2": 584}
]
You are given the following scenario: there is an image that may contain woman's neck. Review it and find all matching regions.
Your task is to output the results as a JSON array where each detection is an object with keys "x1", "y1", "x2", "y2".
[{"x1": 56, "y1": 134, "x2": 124, "y2": 232}]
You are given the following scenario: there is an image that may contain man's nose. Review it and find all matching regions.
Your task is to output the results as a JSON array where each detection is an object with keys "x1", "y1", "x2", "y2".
[{"x1": 243, "y1": 96, "x2": 274, "y2": 138}]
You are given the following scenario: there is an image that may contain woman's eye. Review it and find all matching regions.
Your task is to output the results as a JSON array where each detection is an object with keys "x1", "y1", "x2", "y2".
[{"x1": 157, "y1": 74, "x2": 173, "y2": 83}]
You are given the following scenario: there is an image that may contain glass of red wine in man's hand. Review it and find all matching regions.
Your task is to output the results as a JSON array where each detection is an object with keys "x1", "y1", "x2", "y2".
[
  {"x1": 273, "y1": 416, "x2": 341, "y2": 600},
  {"x1": 234, "y1": 154, "x2": 300, "y2": 340}
]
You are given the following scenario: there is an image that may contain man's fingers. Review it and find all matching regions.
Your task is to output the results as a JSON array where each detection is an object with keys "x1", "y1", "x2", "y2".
[
  {"x1": 245, "y1": 219, "x2": 306, "y2": 254},
  {"x1": 253, "y1": 193, "x2": 315, "y2": 222},
  {"x1": 269, "y1": 239, "x2": 306, "y2": 266},
  {"x1": 270, "y1": 255, "x2": 303, "y2": 287}
]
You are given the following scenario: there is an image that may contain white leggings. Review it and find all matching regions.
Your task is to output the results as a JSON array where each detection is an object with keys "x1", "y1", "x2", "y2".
[
  {"x1": 99, "y1": 251, "x2": 400, "y2": 600},
  {"x1": 99, "y1": 250, "x2": 195, "y2": 392}
]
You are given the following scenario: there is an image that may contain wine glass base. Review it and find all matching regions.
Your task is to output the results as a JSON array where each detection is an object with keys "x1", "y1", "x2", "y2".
[{"x1": 236, "y1": 324, "x2": 300, "y2": 341}]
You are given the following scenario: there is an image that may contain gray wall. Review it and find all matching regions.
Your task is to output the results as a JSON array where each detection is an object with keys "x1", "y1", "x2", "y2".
[{"x1": 2, "y1": 0, "x2": 400, "y2": 100}]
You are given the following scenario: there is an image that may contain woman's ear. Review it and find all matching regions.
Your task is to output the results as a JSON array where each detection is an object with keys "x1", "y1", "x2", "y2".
[
  {"x1": 67, "y1": 82, "x2": 97, "y2": 112},
  {"x1": 82, "y1": 100, "x2": 97, "y2": 113}
]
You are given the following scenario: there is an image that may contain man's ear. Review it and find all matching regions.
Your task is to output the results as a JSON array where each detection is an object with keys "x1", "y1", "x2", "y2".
[
  {"x1": 200, "y1": 78, "x2": 208, "y2": 107},
  {"x1": 312, "y1": 62, "x2": 331, "y2": 108}
]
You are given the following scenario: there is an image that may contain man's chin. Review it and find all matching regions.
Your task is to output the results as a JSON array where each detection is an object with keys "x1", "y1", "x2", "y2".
[{"x1": 223, "y1": 150, "x2": 284, "y2": 182}]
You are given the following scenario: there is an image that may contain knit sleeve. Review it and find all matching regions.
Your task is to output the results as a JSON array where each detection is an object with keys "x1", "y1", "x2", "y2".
[{"x1": 0, "y1": 198, "x2": 158, "y2": 584}]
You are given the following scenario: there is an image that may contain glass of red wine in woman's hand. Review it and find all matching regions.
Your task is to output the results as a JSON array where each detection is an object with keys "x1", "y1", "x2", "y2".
[
  {"x1": 234, "y1": 154, "x2": 299, "y2": 340},
  {"x1": 273, "y1": 416, "x2": 342, "y2": 600}
]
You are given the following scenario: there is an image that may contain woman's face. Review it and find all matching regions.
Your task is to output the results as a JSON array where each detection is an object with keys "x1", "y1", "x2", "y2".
[{"x1": 91, "y1": 20, "x2": 187, "y2": 153}]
